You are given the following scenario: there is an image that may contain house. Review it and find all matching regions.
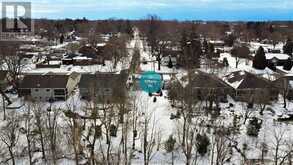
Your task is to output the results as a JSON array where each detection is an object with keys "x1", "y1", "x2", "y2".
[
  {"x1": 266, "y1": 53, "x2": 290, "y2": 66},
  {"x1": 268, "y1": 48, "x2": 281, "y2": 53},
  {"x1": 161, "y1": 50, "x2": 180, "y2": 66},
  {"x1": 209, "y1": 40, "x2": 225, "y2": 47},
  {"x1": 36, "y1": 60, "x2": 62, "y2": 68},
  {"x1": 77, "y1": 45, "x2": 104, "y2": 64},
  {"x1": 223, "y1": 71, "x2": 278, "y2": 102},
  {"x1": 62, "y1": 53, "x2": 80, "y2": 65},
  {"x1": 65, "y1": 31, "x2": 78, "y2": 42},
  {"x1": 62, "y1": 50, "x2": 103, "y2": 66},
  {"x1": 79, "y1": 72, "x2": 127, "y2": 103},
  {"x1": 79, "y1": 45, "x2": 99, "y2": 59},
  {"x1": 274, "y1": 75, "x2": 293, "y2": 100},
  {"x1": 18, "y1": 72, "x2": 81, "y2": 101},
  {"x1": 172, "y1": 71, "x2": 233, "y2": 103},
  {"x1": 62, "y1": 54, "x2": 99, "y2": 66},
  {"x1": 187, "y1": 71, "x2": 234, "y2": 102}
]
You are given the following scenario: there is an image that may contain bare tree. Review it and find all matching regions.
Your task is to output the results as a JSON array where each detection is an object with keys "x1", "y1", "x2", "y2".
[
  {"x1": 23, "y1": 102, "x2": 36, "y2": 165},
  {"x1": 231, "y1": 45, "x2": 250, "y2": 69},
  {"x1": 279, "y1": 78, "x2": 290, "y2": 109},
  {"x1": 141, "y1": 15, "x2": 175, "y2": 70},
  {"x1": 0, "y1": 111, "x2": 20, "y2": 165},
  {"x1": 271, "y1": 127, "x2": 286, "y2": 165},
  {"x1": 129, "y1": 93, "x2": 140, "y2": 152},
  {"x1": 209, "y1": 121, "x2": 234, "y2": 165},
  {"x1": 0, "y1": 45, "x2": 24, "y2": 89},
  {"x1": 141, "y1": 111, "x2": 161, "y2": 165},
  {"x1": 116, "y1": 98, "x2": 132, "y2": 165},
  {"x1": 104, "y1": 35, "x2": 129, "y2": 69},
  {"x1": 177, "y1": 118, "x2": 201, "y2": 165},
  {"x1": 252, "y1": 89, "x2": 271, "y2": 115},
  {"x1": 239, "y1": 102, "x2": 254, "y2": 125},
  {"x1": 67, "y1": 42, "x2": 80, "y2": 54},
  {"x1": 65, "y1": 113, "x2": 82, "y2": 165},
  {"x1": 32, "y1": 102, "x2": 46, "y2": 160},
  {"x1": 45, "y1": 107, "x2": 61, "y2": 164},
  {"x1": 279, "y1": 140, "x2": 293, "y2": 165}
]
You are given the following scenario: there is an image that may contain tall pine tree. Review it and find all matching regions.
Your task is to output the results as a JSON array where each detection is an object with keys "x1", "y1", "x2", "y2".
[
  {"x1": 283, "y1": 38, "x2": 293, "y2": 56},
  {"x1": 253, "y1": 46, "x2": 267, "y2": 70}
]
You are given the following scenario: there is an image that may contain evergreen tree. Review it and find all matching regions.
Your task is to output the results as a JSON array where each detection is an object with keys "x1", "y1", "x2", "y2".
[
  {"x1": 253, "y1": 46, "x2": 267, "y2": 70},
  {"x1": 196, "y1": 133, "x2": 210, "y2": 156},
  {"x1": 267, "y1": 62, "x2": 276, "y2": 71},
  {"x1": 125, "y1": 20, "x2": 133, "y2": 37},
  {"x1": 203, "y1": 39, "x2": 208, "y2": 54},
  {"x1": 59, "y1": 34, "x2": 64, "y2": 44},
  {"x1": 283, "y1": 38, "x2": 293, "y2": 56},
  {"x1": 247, "y1": 117, "x2": 262, "y2": 137},
  {"x1": 223, "y1": 57, "x2": 229, "y2": 67},
  {"x1": 283, "y1": 58, "x2": 293, "y2": 71},
  {"x1": 167, "y1": 56, "x2": 173, "y2": 68},
  {"x1": 207, "y1": 43, "x2": 215, "y2": 59},
  {"x1": 189, "y1": 39, "x2": 202, "y2": 68},
  {"x1": 180, "y1": 30, "x2": 188, "y2": 50},
  {"x1": 224, "y1": 34, "x2": 236, "y2": 47},
  {"x1": 180, "y1": 30, "x2": 202, "y2": 69},
  {"x1": 164, "y1": 135, "x2": 176, "y2": 153}
]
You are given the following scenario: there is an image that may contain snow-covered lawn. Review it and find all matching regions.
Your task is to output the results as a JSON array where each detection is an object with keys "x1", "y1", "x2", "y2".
[{"x1": 2, "y1": 30, "x2": 293, "y2": 165}]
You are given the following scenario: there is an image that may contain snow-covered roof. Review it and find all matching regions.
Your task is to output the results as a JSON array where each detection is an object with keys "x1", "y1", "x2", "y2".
[
  {"x1": 223, "y1": 70, "x2": 274, "y2": 89},
  {"x1": 73, "y1": 56, "x2": 92, "y2": 60},
  {"x1": 265, "y1": 53, "x2": 290, "y2": 60},
  {"x1": 210, "y1": 40, "x2": 224, "y2": 44},
  {"x1": 96, "y1": 43, "x2": 106, "y2": 47}
]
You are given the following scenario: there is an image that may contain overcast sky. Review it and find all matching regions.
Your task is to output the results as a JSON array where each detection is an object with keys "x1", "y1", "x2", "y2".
[{"x1": 1, "y1": 0, "x2": 293, "y2": 21}]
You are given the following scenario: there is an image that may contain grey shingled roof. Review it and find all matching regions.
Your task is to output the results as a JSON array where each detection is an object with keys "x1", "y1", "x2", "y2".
[
  {"x1": 188, "y1": 71, "x2": 232, "y2": 89},
  {"x1": 79, "y1": 72, "x2": 127, "y2": 89},
  {"x1": 224, "y1": 71, "x2": 274, "y2": 89},
  {"x1": 19, "y1": 74, "x2": 69, "y2": 89}
]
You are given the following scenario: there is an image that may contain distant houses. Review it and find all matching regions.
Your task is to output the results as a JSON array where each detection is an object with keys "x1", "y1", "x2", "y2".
[
  {"x1": 18, "y1": 72, "x2": 81, "y2": 101},
  {"x1": 265, "y1": 53, "x2": 290, "y2": 67},
  {"x1": 161, "y1": 49, "x2": 180, "y2": 66},
  {"x1": 62, "y1": 45, "x2": 105, "y2": 65}
]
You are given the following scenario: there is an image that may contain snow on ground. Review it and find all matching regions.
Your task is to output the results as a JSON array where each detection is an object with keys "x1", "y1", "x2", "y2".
[{"x1": 2, "y1": 30, "x2": 293, "y2": 165}]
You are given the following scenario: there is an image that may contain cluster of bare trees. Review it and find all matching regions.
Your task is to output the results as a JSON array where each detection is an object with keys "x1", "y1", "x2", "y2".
[
  {"x1": 103, "y1": 34, "x2": 129, "y2": 69},
  {"x1": 0, "y1": 45, "x2": 25, "y2": 89},
  {"x1": 0, "y1": 102, "x2": 61, "y2": 165},
  {"x1": 0, "y1": 90, "x2": 164, "y2": 165}
]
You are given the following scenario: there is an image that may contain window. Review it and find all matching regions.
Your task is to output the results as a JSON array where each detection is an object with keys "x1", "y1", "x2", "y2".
[
  {"x1": 103, "y1": 88, "x2": 112, "y2": 95},
  {"x1": 19, "y1": 89, "x2": 31, "y2": 96},
  {"x1": 35, "y1": 89, "x2": 39, "y2": 92},
  {"x1": 55, "y1": 97, "x2": 66, "y2": 101},
  {"x1": 46, "y1": 89, "x2": 51, "y2": 92},
  {"x1": 54, "y1": 89, "x2": 65, "y2": 95}
]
